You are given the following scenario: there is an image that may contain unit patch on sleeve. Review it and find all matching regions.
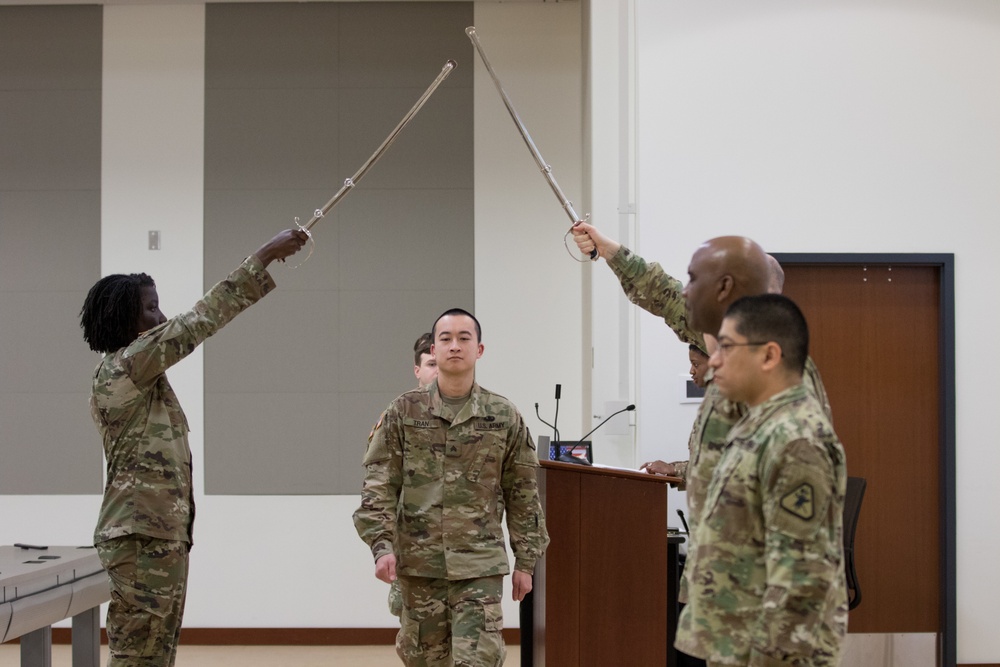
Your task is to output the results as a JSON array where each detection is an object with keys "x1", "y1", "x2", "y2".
[{"x1": 780, "y1": 483, "x2": 815, "y2": 521}]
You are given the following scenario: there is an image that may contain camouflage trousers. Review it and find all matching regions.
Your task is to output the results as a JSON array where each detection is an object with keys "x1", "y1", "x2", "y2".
[
  {"x1": 95, "y1": 535, "x2": 189, "y2": 667},
  {"x1": 396, "y1": 575, "x2": 505, "y2": 667},
  {"x1": 389, "y1": 579, "x2": 403, "y2": 617}
]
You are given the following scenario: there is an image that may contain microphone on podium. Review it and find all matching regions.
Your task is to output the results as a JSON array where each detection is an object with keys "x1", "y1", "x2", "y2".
[
  {"x1": 552, "y1": 384, "x2": 562, "y2": 443},
  {"x1": 677, "y1": 509, "x2": 690, "y2": 534},
  {"x1": 556, "y1": 404, "x2": 636, "y2": 465},
  {"x1": 534, "y1": 403, "x2": 557, "y2": 435},
  {"x1": 535, "y1": 383, "x2": 562, "y2": 443}
]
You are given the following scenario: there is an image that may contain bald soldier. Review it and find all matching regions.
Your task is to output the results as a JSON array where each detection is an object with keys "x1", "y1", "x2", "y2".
[
  {"x1": 572, "y1": 224, "x2": 832, "y2": 663},
  {"x1": 354, "y1": 308, "x2": 549, "y2": 666},
  {"x1": 646, "y1": 251, "x2": 796, "y2": 480},
  {"x1": 679, "y1": 294, "x2": 847, "y2": 665}
]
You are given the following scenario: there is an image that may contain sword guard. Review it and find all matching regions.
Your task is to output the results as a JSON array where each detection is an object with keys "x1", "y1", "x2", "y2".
[
  {"x1": 288, "y1": 216, "x2": 315, "y2": 270},
  {"x1": 564, "y1": 213, "x2": 597, "y2": 263}
]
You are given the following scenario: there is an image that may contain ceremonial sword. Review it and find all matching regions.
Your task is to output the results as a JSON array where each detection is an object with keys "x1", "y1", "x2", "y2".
[
  {"x1": 302, "y1": 59, "x2": 455, "y2": 232},
  {"x1": 466, "y1": 26, "x2": 597, "y2": 261},
  {"x1": 288, "y1": 60, "x2": 456, "y2": 267}
]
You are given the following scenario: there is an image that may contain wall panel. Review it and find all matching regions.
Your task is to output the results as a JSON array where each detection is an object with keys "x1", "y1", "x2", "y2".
[
  {"x1": 203, "y1": 2, "x2": 474, "y2": 495},
  {"x1": 0, "y1": 5, "x2": 102, "y2": 495}
]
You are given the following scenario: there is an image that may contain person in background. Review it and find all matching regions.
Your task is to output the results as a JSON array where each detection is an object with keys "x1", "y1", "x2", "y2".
[
  {"x1": 688, "y1": 343, "x2": 711, "y2": 389},
  {"x1": 79, "y1": 228, "x2": 307, "y2": 667},
  {"x1": 413, "y1": 331, "x2": 438, "y2": 389}
]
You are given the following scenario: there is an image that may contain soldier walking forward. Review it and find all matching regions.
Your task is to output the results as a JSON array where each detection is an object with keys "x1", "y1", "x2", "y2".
[{"x1": 354, "y1": 308, "x2": 549, "y2": 666}]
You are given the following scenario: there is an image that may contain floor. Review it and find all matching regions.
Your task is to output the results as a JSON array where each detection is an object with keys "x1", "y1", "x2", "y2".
[
  {"x1": 0, "y1": 644, "x2": 521, "y2": 666},
  {"x1": 0, "y1": 637, "x2": 939, "y2": 666}
]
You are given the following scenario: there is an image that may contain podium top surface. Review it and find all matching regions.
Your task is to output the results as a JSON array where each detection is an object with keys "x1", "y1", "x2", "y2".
[
  {"x1": 0, "y1": 545, "x2": 103, "y2": 601},
  {"x1": 540, "y1": 459, "x2": 683, "y2": 484}
]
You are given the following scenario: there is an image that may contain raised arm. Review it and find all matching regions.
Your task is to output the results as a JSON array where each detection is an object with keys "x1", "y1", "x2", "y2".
[
  {"x1": 254, "y1": 228, "x2": 309, "y2": 267},
  {"x1": 571, "y1": 221, "x2": 621, "y2": 260},
  {"x1": 122, "y1": 229, "x2": 308, "y2": 384},
  {"x1": 574, "y1": 222, "x2": 704, "y2": 350}
]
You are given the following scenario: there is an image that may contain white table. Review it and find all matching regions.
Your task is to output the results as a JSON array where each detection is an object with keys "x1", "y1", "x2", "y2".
[{"x1": 1, "y1": 545, "x2": 109, "y2": 667}]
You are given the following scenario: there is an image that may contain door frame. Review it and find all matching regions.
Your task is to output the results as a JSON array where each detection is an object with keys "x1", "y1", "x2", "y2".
[{"x1": 772, "y1": 252, "x2": 955, "y2": 667}]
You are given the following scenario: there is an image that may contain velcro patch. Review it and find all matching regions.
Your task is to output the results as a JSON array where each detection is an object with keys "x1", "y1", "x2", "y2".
[
  {"x1": 367, "y1": 414, "x2": 383, "y2": 443},
  {"x1": 475, "y1": 422, "x2": 506, "y2": 431},
  {"x1": 780, "y1": 483, "x2": 815, "y2": 520}
]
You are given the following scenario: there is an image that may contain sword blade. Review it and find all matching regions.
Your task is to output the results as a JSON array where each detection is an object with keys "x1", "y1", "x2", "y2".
[
  {"x1": 305, "y1": 59, "x2": 457, "y2": 231},
  {"x1": 466, "y1": 26, "x2": 596, "y2": 260}
]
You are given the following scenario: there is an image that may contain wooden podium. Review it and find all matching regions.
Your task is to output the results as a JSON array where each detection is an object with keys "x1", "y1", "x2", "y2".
[{"x1": 529, "y1": 460, "x2": 680, "y2": 666}]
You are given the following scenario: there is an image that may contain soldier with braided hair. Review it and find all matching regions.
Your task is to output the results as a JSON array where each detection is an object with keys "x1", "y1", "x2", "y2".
[{"x1": 79, "y1": 228, "x2": 307, "y2": 667}]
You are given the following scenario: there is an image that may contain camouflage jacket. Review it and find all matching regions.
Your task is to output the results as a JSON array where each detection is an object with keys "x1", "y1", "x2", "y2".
[
  {"x1": 607, "y1": 245, "x2": 833, "y2": 604},
  {"x1": 607, "y1": 245, "x2": 706, "y2": 353},
  {"x1": 685, "y1": 359, "x2": 830, "y2": 550},
  {"x1": 353, "y1": 381, "x2": 550, "y2": 580},
  {"x1": 91, "y1": 255, "x2": 275, "y2": 545},
  {"x1": 675, "y1": 383, "x2": 848, "y2": 666}
]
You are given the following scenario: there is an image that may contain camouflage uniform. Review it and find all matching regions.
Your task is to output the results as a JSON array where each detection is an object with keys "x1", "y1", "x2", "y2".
[
  {"x1": 606, "y1": 245, "x2": 706, "y2": 354},
  {"x1": 354, "y1": 381, "x2": 549, "y2": 666},
  {"x1": 90, "y1": 255, "x2": 276, "y2": 666},
  {"x1": 397, "y1": 575, "x2": 506, "y2": 666},
  {"x1": 94, "y1": 536, "x2": 188, "y2": 667},
  {"x1": 674, "y1": 383, "x2": 848, "y2": 665},
  {"x1": 369, "y1": 407, "x2": 404, "y2": 618},
  {"x1": 607, "y1": 246, "x2": 832, "y2": 605}
]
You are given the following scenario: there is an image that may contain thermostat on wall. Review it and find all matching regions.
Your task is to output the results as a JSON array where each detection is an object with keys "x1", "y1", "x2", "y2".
[{"x1": 680, "y1": 373, "x2": 705, "y2": 404}]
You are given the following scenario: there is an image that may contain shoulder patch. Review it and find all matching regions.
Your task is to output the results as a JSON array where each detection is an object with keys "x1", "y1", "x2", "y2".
[
  {"x1": 780, "y1": 483, "x2": 815, "y2": 520},
  {"x1": 367, "y1": 414, "x2": 384, "y2": 444}
]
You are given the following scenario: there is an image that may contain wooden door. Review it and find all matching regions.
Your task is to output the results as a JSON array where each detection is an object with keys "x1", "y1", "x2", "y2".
[{"x1": 781, "y1": 263, "x2": 941, "y2": 633}]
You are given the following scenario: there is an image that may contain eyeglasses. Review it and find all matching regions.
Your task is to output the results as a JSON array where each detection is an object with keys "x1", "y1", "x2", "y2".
[{"x1": 716, "y1": 341, "x2": 769, "y2": 356}]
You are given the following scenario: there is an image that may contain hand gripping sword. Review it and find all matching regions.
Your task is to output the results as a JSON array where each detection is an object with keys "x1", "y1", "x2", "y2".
[
  {"x1": 290, "y1": 60, "x2": 456, "y2": 265},
  {"x1": 465, "y1": 26, "x2": 597, "y2": 262}
]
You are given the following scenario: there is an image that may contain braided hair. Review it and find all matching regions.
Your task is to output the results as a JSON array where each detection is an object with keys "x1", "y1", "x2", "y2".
[{"x1": 80, "y1": 273, "x2": 156, "y2": 353}]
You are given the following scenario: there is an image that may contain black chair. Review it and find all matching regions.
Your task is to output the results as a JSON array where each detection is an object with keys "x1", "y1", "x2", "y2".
[{"x1": 844, "y1": 476, "x2": 867, "y2": 610}]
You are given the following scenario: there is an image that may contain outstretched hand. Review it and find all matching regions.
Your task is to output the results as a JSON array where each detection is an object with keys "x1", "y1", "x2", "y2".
[
  {"x1": 571, "y1": 222, "x2": 620, "y2": 261},
  {"x1": 254, "y1": 229, "x2": 310, "y2": 267}
]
